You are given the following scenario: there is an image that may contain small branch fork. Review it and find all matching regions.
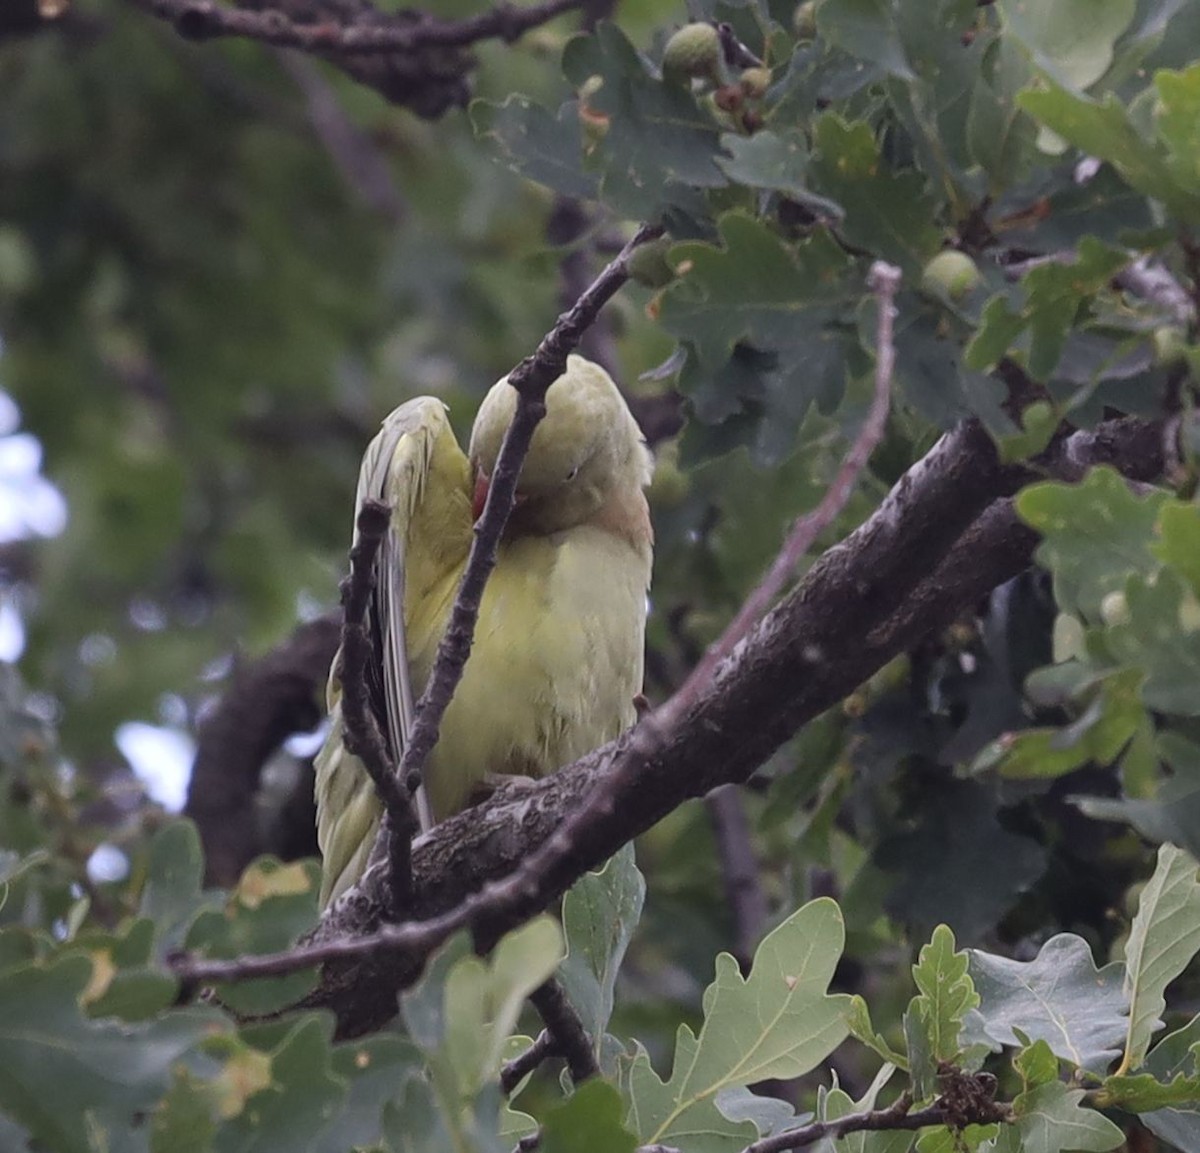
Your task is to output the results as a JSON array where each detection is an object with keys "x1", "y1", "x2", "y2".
[
  {"x1": 130, "y1": 0, "x2": 584, "y2": 54},
  {"x1": 739, "y1": 1084, "x2": 1011, "y2": 1153},
  {"x1": 498, "y1": 978, "x2": 599, "y2": 1092},
  {"x1": 513, "y1": 1081, "x2": 1013, "y2": 1153},
  {"x1": 336, "y1": 499, "x2": 417, "y2": 912}
]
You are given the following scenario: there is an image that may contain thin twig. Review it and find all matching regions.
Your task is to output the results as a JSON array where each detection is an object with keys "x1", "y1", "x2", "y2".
[
  {"x1": 739, "y1": 1092, "x2": 1010, "y2": 1153},
  {"x1": 393, "y1": 223, "x2": 663, "y2": 802},
  {"x1": 279, "y1": 51, "x2": 405, "y2": 223},
  {"x1": 336, "y1": 499, "x2": 416, "y2": 913},
  {"x1": 657, "y1": 260, "x2": 900, "y2": 729},
  {"x1": 530, "y1": 979, "x2": 599, "y2": 1085},
  {"x1": 706, "y1": 785, "x2": 767, "y2": 972},
  {"x1": 131, "y1": 0, "x2": 583, "y2": 54},
  {"x1": 500, "y1": 1029, "x2": 558, "y2": 1095}
]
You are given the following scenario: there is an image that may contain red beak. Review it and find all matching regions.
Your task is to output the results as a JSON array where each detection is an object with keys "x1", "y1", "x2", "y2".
[{"x1": 472, "y1": 472, "x2": 490, "y2": 521}]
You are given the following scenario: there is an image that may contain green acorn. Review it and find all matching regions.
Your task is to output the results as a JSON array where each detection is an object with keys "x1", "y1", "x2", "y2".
[
  {"x1": 627, "y1": 237, "x2": 676, "y2": 290},
  {"x1": 663, "y1": 23, "x2": 722, "y2": 83},
  {"x1": 920, "y1": 250, "x2": 982, "y2": 301},
  {"x1": 739, "y1": 66, "x2": 772, "y2": 99}
]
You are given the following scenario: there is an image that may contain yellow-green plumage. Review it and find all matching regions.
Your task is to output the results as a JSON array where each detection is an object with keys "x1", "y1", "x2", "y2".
[{"x1": 315, "y1": 356, "x2": 652, "y2": 906}]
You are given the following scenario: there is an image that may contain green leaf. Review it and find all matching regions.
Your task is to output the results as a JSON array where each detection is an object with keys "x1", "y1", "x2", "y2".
[
  {"x1": 1154, "y1": 502, "x2": 1200, "y2": 597},
  {"x1": 1119, "y1": 843, "x2": 1200, "y2": 1072},
  {"x1": 188, "y1": 857, "x2": 320, "y2": 1015},
  {"x1": 1016, "y1": 467, "x2": 1169, "y2": 621},
  {"x1": 140, "y1": 820, "x2": 216, "y2": 958},
  {"x1": 313, "y1": 1035, "x2": 422, "y2": 1153},
  {"x1": 440, "y1": 916, "x2": 564, "y2": 1099},
  {"x1": 1018, "y1": 80, "x2": 1200, "y2": 224},
  {"x1": 967, "y1": 39, "x2": 1038, "y2": 191},
  {"x1": 1073, "y1": 736, "x2": 1200, "y2": 863},
  {"x1": 1156, "y1": 64, "x2": 1200, "y2": 195},
  {"x1": 904, "y1": 1002, "x2": 938, "y2": 1103},
  {"x1": 470, "y1": 97, "x2": 598, "y2": 201},
  {"x1": 1015, "y1": 1039, "x2": 1061, "y2": 1089},
  {"x1": 998, "y1": 0, "x2": 1136, "y2": 89},
  {"x1": 1142, "y1": 1013, "x2": 1200, "y2": 1148},
  {"x1": 1019, "y1": 240, "x2": 1132, "y2": 381},
  {"x1": 965, "y1": 239, "x2": 1131, "y2": 379},
  {"x1": 817, "y1": 1072, "x2": 912, "y2": 1153},
  {"x1": 875, "y1": 780, "x2": 1046, "y2": 945},
  {"x1": 809, "y1": 115, "x2": 941, "y2": 276},
  {"x1": 0, "y1": 953, "x2": 223, "y2": 1153},
  {"x1": 627, "y1": 897, "x2": 851, "y2": 1150},
  {"x1": 966, "y1": 296, "x2": 1027, "y2": 373},
  {"x1": 848, "y1": 995, "x2": 909, "y2": 1069},
  {"x1": 153, "y1": 1067, "x2": 220, "y2": 1153},
  {"x1": 539, "y1": 1080, "x2": 638, "y2": 1153},
  {"x1": 558, "y1": 844, "x2": 645, "y2": 1063},
  {"x1": 717, "y1": 130, "x2": 833, "y2": 210},
  {"x1": 910, "y1": 924, "x2": 979, "y2": 1065},
  {"x1": 1104, "y1": 569, "x2": 1200, "y2": 716},
  {"x1": 215, "y1": 1015, "x2": 347, "y2": 1153},
  {"x1": 969, "y1": 934, "x2": 1128, "y2": 1074},
  {"x1": 1098, "y1": 1071, "x2": 1200, "y2": 1111},
  {"x1": 817, "y1": 0, "x2": 916, "y2": 80},
  {"x1": 997, "y1": 401, "x2": 1059, "y2": 464},
  {"x1": 561, "y1": 23, "x2": 726, "y2": 218},
  {"x1": 973, "y1": 667, "x2": 1146, "y2": 781},
  {"x1": 658, "y1": 213, "x2": 854, "y2": 464},
  {"x1": 72, "y1": 917, "x2": 178, "y2": 1021},
  {"x1": 1010, "y1": 1081, "x2": 1124, "y2": 1153}
]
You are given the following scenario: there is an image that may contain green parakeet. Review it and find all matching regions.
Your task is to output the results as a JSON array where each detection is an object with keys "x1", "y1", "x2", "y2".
[{"x1": 314, "y1": 356, "x2": 653, "y2": 906}]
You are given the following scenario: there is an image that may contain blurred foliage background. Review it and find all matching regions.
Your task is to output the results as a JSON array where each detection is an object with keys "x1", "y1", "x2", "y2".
[{"x1": 4, "y1": 0, "x2": 1200, "y2": 1147}]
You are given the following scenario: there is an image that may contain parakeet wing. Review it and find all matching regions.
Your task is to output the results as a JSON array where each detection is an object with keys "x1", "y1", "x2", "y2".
[{"x1": 315, "y1": 396, "x2": 472, "y2": 904}]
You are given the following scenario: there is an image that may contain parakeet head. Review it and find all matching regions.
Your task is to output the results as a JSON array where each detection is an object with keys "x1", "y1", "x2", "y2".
[{"x1": 469, "y1": 355, "x2": 651, "y2": 535}]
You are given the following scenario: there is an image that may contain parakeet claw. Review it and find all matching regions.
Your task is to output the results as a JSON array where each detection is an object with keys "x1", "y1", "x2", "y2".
[{"x1": 467, "y1": 772, "x2": 540, "y2": 807}]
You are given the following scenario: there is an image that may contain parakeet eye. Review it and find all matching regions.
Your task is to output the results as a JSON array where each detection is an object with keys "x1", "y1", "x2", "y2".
[{"x1": 565, "y1": 466, "x2": 580, "y2": 481}]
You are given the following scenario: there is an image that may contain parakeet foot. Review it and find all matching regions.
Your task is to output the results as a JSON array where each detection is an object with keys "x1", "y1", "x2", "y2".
[{"x1": 467, "y1": 772, "x2": 540, "y2": 807}]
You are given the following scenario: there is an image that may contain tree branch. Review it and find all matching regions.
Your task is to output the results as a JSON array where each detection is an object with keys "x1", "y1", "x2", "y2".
[
  {"x1": 661, "y1": 260, "x2": 899, "y2": 724},
  {"x1": 706, "y1": 785, "x2": 768, "y2": 972},
  {"x1": 529, "y1": 978, "x2": 599, "y2": 1085},
  {"x1": 186, "y1": 614, "x2": 339, "y2": 885},
  {"x1": 500, "y1": 1029, "x2": 557, "y2": 1094},
  {"x1": 130, "y1": 0, "x2": 582, "y2": 55},
  {"x1": 739, "y1": 1082, "x2": 1012, "y2": 1153},
  {"x1": 336, "y1": 499, "x2": 418, "y2": 913},
  {"x1": 167, "y1": 414, "x2": 1166, "y2": 1036}
]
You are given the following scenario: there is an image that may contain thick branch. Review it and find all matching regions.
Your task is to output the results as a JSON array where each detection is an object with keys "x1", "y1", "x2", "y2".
[
  {"x1": 131, "y1": 0, "x2": 582, "y2": 54},
  {"x1": 186, "y1": 614, "x2": 339, "y2": 885},
  {"x1": 168, "y1": 413, "x2": 1167, "y2": 1034}
]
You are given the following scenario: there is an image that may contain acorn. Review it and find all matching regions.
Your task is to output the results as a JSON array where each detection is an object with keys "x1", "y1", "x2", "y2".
[
  {"x1": 663, "y1": 22, "x2": 722, "y2": 83},
  {"x1": 627, "y1": 237, "x2": 677, "y2": 290},
  {"x1": 1152, "y1": 325, "x2": 1188, "y2": 366},
  {"x1": 739, "y1": 66, "x2": 772, "y2": 100},
  {"x1": 920, "y1": 250, "x2": 982, "y2": 301},
  {"x1": 793, "y1": 0, "x2": 817, "y2": 40}
]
